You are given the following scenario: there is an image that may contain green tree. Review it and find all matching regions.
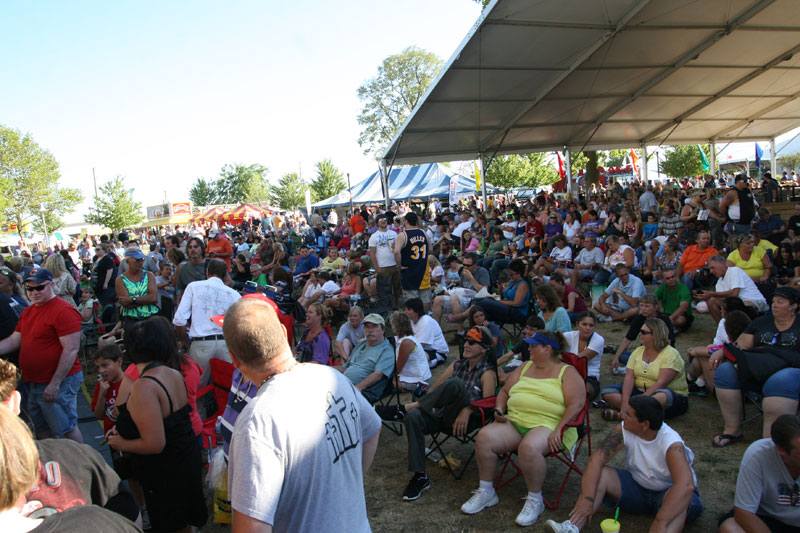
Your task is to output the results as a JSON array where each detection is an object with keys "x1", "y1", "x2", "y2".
[
  {"x1": 484, "y1": 153, "x2": 559, "y2": 193},
  {"x1": 778, "y1": 152, "x2": 800, "y2": 172},
  {"x1": 0, "y1": 125, "x2": 82, "y2": 234},
  {"x1": 659, "y1": 144, "x2": 711, "y2": 179},
  {"x1": 215, "y1": 163, "x2": 270, "y2": 204},
  {"x1": 269, "y1": 172, "x2": 308, "y2": 210},
  {"x1": 357, "y1": 46, "x2": 444, "y2": 158},
  {"x1": 310, "y1": 159, "x2": 347, "y2": 202},
  {"x1": 189, "y1": 177, "x2": 218, "y2": 206},
  {"x1": 85, "y1": 176, "x2": 144, "y2": 232}
]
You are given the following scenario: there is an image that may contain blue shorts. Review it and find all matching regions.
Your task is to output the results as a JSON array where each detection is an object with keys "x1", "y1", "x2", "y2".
[
  {"x1": 715, "y1": 362, "x2": 800, "y2": 400},
  {"x1": 600, "y1": 384, "x2": 689, "y2": 419},
  {"x1": 27, "y1": 371, "x2": 83, "y2": 436},
  {"x1": 605, "y1": 468, "x2": 703, "y2": 522}
]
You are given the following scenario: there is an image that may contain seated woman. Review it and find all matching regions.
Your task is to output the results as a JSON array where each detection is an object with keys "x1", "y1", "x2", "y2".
[
  {"x1": 231, "y1": 253, "x2": 252, "y2": 289},
  {"x1": 600, "y1": 318, "x2": 689, "y2": 421},
  {"x1": 473, "y1": 259, "x2": 531, "y2": 325},
  {"x1": 535, "y1": 284, "x2": 571, "y2": 334},
  {"x1": 478, "y1": 229, "x2": 508, "y2": 271},
  {"x1": 107, "y1": 317, "x2": 207, "y2": 533},
  {"x1": 335, "y1": 306, "x2": 365, "y2": 362},
  {"x1": 390, "y1": 311, "x2": 432, "y2": 391},
  {"x1": 774, "y1": 242, "x2": 800, "y2": 285},
  {"x1": 533, "y1": 235, "x2": 572, "y2": 276},
  {"x1": 460, "y1": 331, "x2": 584, "y2": 528},
  {"x1": 562, "y1": 311, "x2": 604, "y2": 399},
  {"x1": 562, "y1": 212, "x2": 582, "y2": 246},
  {"x1": 594, "y1": 235, "x2": 635, "y2": 285},
  {"x1": 324, "y1": 262, "x2": 362, "y2": 311},
  {"x1": 656, "y1": 239, "x2": 682, "y2": 282},
  {"x1": 320, "y1": 246, "x2": 346, "y2": 272},
  {"x1": 467, "y1": 305, "x2": 502, "y2": 363},
  {"x1": 294, "y1": 303, "x2": 332, "y2": 365},
  {"x1": 461, "y1": 230, "x2": 481, "y2": 253},
  {"x1": 727, "y1": 234, "x2": 771, "y2": 283},
  {"x1": 548, "y1": 272, "x2": 587, "y2": 322},
  {"x1": 298, "y1": 270, "x2": 322, "y2": 308},
  {"x1": 708, "y1": 286, "x2": 800, "y2": 447}
]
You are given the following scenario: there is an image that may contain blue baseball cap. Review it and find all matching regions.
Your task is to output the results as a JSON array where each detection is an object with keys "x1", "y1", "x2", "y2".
[
  {"x1": 23, "y1": 267, "x2": 53, "y2": 283},
  {"x1": 523, "y1": 332, "x2": 561, "y2": 350},
  {"x1": 124, "y1": 247, "x2": 146, "y2": 260}
]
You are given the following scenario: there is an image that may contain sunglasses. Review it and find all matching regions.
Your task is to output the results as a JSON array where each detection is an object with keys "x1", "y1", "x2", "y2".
[
  {"x1": 640, "y1": 329, "x2": 653, "y2": 336},
  {"x1": 26, "y1": 284, "x2": 49, "y2": 292},
  {"x1": 465, "y1": 339, "x2": 482, "y2": 346}
]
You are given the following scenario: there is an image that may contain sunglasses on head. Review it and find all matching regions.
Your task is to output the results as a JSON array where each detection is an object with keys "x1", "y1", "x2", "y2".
[
  {"x1": 640, "y1": 329, "x2": 652, "y2": 335},
  {"x1": 26, "y1": 284, "x2": 49, "y2": 292}
]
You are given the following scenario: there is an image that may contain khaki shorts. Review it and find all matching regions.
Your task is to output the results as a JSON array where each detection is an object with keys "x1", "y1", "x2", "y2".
[{"x1": 401, "y1": 288, "x2": 431, "y2": 306}]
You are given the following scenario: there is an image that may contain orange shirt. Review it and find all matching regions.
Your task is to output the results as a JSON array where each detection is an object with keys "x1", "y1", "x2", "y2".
[
  {"x1": 679, "y1": 245, "x2": 718, "y2": 273},
  {"x1": 206, "y1": 237, "x2": 234, "y2": 270},
  {"x1": 350, "y1": 215, "x2": 366, "y2": 236}
]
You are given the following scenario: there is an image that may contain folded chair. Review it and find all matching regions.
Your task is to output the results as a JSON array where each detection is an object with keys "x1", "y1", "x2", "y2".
[
  {"x1": 197, "y1": 359, "x2": 235, "y2": 458},
  {"x1": 494, "y1": 352, "x2": 592, "y2": 510}
]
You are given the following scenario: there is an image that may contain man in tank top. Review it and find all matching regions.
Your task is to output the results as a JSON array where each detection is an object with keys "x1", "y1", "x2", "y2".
[
  {"x1": 720, "y1": 174, "x2": 757, "y2": 235},
  {"x1": 394, "y1": 211, "x2": 431, "y2": 305}
]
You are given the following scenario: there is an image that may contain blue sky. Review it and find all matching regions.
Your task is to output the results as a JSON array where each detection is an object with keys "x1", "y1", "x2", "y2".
[{"x1": 0, "y1": 0, "x2": 482, "y2": 218}]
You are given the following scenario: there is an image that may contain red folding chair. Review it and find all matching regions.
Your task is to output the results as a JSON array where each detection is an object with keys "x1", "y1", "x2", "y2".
[
  {"x1": 494, "y1": 352, "x2": 592, "y2": 510},
  {"x1": 198, "y1": 359, "x2": 235, "y2": 456}
]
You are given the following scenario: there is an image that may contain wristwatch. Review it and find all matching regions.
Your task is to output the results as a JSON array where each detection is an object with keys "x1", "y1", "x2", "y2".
[{"x1": 132, "y1": 296, "x2": 138, "y2": 303}]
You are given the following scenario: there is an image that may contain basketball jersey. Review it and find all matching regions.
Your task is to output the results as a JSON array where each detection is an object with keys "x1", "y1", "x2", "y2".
[{"x1": 400, "y1": 228, "x2": 428, "y2": 290}]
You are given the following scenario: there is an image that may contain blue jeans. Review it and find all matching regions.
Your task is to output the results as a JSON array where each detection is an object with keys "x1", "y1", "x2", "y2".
[
  {"x1": 600, "y1": 383, "x2": 689, "y2": 419},
  {"x1": 27, "y1": 371, "x2": 83, "y2": 436},
  {"x1": 490, "y1": 259, "x2": 510, "y2": 285},
  {"x1": 714, "y1": 362, "x2": 800, "y2": 399},
  {"x1": 605, "y1": 468, "x2": 703, "y2": 522},
  {"x1": 473, "y1": 298, "x2": 526, "y2": 325}
]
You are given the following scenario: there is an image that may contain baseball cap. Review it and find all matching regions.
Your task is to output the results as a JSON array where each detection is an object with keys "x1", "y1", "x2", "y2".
[
  {"x1": 734, "y1": 174, "x2": 748, "y2": 183},
  {"x1": 465, "y1": 326, "x2": 492, "y2": 348},
  {"x1": 773, "y1": 286, "x2": 800, "y2": 305},
  {"x1": 124, "y1": 247, "x2": 146, "y2": 260},
  {"x1": 523, "y1": 332, "x2": 561, "y2": 350},
  {"x1": 208, "y1": 228, "x2": 219, "y2": 238},
  {"x1": 23, "y1": 267, "x2": 53, "y2": 283},
  {"x1": 210, "y1": 293, "x2": 279, "y2": 327},
  {"x1": 362, "y1": 313, "x2": 385, "y2": 326}
]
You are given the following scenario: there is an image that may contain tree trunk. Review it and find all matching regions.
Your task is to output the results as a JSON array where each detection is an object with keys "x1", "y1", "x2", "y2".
[{"x1": 585, "y1": 151, "x2": 599, "y2": 188}]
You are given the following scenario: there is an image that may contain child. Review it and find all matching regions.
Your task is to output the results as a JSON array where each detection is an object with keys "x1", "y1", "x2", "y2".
[
  {"x1": 642, "y1": 212, "x2": 659, "y2": 241},
  {"x1": 78, "y1": 286, "x2": 100, "y2": 331},
  {"x1": 156, "y1": 263, "x2": 174, "y2": 319},
  {"x1": 91, "y1": 344, "x2": 125, "y2": 434}
]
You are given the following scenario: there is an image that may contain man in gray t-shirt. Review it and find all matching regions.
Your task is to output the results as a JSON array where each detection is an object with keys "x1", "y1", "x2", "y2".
[
  {"x1": 720, "y1": 415, "x2": 800, "y2": 532},
  {"x1": 341, "y1": 314, "x2": 395, "y2": 402},
  {"x1": 225, "y1": 298, "x2": 381, "y2": 533},
  {"x1": 335, "y1": 307, "x2": 365, "y2": 362}
]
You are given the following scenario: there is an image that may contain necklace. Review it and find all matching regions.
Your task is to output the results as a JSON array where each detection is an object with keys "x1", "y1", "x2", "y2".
[{"x1": 260, "y1": 362, "x2": 300, "y2": 388}]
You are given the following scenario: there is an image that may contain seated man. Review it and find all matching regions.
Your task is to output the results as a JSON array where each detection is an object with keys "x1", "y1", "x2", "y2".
[
  {"x1": 719, "y1": 414, "x2": 800, "y2": 533},
  {"x1": 340, "y1": 313, "x2": 395, "y2": 402},
  {"x1": 334, "y1": 306, "x2": 365, "y2": 363},
  {"x1": 432, "y1": 252, "x2": 490, "y2": 335},
  {"x1": 544, "y1": 395, "x2": 702, "y2": 533},
  {"x1": 675, "y1": 230, "x2": 717, "y2": 290},
  {"x1": 655, "y1": 269, "x2": 693, "y2": 333},
  {"x1": 593, "y1": 264, "x2": 645, "y2": 323},
  {"x1": 556, "y1": 235, "x2": 605, "y2": 289},
  {"x1": 610, "y1": 295, "x2": 676, "y2": 373},
  {"x1": 292, "y1": 245, "x2": 320, "y2": 283},
  {"x1": 405, "y1": 297, "x2": 450, "y2": 368},
  {"x1": 375, "y1": 326, "x2": 497, "y2": 502},
  {"x1": 695, "y1": 255, "x2": 768, "y2": 323}
]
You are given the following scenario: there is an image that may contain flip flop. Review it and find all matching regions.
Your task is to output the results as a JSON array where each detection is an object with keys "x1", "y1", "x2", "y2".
[
  {"x1": 711, "y1": 433, "x2": 744, "y2": 448},
  {"x1": 592, "y1": 399, "x2": 611, "y2": 409},
  {"x1": 602, "y1": 409, "x2": 622, "y2": 422}
]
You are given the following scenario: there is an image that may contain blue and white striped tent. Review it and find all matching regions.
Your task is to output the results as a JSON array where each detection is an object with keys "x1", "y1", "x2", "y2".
[{"x1": 312, "y1": 163, "x2": 490, "y2": 208}]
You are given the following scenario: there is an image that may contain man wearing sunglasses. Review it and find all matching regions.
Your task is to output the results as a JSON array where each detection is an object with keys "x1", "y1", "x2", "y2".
[{"x1": 0, "y1": 267, "x2": 84, "y2": 443}]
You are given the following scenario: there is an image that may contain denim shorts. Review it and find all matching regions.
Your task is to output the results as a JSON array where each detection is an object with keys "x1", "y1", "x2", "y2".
[
  {"x1": 27, "y1": 371, "x2": 83, "y2": 436},
  {"x1": 714, "y1": 361, "x2": 800, "y2": 400},
  {"x1": 605, "y1": 468, "x2": 703, "y2": 522},
  {"x1": 600, "y1": 384, "x2": 689, "y2": 419}
]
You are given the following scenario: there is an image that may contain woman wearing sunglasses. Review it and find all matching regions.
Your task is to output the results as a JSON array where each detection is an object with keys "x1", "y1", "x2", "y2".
[{"x1": 599, "y1": 317, "x2": 689, "y2": 422}]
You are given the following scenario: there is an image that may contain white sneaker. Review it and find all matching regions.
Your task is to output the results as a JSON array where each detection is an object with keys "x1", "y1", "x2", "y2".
[
  {"x1": 597, "y1": 314, "x2": 613, "y2": 323},
  {"x1": 460, "y1": 488, "x2": 499, "y2": 515},
  {"x1": 515, "y1": 495, "x2": 544, "y2": 526},
  {"x1": 611, "y1": 366, "x2": 626, "y2": 375},
  {"x1": 544, "y1": 519, "x2": 579, "y2": 533}
]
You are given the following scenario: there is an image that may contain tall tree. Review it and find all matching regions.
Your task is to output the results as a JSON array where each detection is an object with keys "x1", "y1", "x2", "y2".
[
  {"x1": 356, "y1": 46, "x2": 444, "y2": 158},
  {"x1": 659, "y1": 144, "x2": 710, "y2": 179},
  {"x1": 310, "y1": 159, "x2": 347, "y2": 202},
  {"x1": 85, "y1": 176, "x2": 144, "y2": 232},
  {"x1": 484, "y1": 153, "x2": 559, "y2": 193},
  {"x1": 215, "y1": 163, "x2": 270, "y2": 204},
  {"x1": 269, "y1": 172, "x2": 308, "y2": 210},
  {"x1": 0, "y1": 125, "x2": 82, "y2": 234},
  {"x1": 778, "y1": 153, "x2": 800, "y2": 173},
  {"x1": 188, "y1": 177, "x2": 218, "y2": 206}
]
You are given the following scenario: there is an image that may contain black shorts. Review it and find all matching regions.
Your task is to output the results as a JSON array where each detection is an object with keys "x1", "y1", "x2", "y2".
[{"x1": 718, "y1": 508, "x2": 800, "y2": 533}]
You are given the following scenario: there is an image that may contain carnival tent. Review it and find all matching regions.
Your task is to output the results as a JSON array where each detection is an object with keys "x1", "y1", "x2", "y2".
[
  {"x1": 219, "y1": 203, "x2": 265, "y2": 223},
  {"x1": 381, "y1": 0, "x2": 800, "y2": 166},
  {"x1": 192, "y1": 206, "x2": 227, "y2": 222},
  {"x1": 312, "y1": 163, "x2": 488, "y2": 209}
]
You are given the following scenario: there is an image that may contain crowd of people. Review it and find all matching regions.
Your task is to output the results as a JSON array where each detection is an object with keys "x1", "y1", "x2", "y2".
[{"x1": 0, "y1": 169, "x2": 799, "y2": 531}]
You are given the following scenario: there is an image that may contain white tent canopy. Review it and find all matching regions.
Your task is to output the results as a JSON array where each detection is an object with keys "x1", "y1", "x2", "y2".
[{"x1": 382, "y1": 0, "x2": 800, "y2": 166}]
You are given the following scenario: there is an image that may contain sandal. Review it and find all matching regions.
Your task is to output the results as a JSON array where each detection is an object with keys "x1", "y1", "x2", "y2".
[
  {"x1": 711, "y1": 433, "x2": 744, "y2": 448},
  {"x1": 592, "y1": 400, "x2": 611, "y2": 409},
  {"x1": 602, "y1": 409, "x2": 622, "y2": 422},
  {"x1": 444, "y1": 315, "x2": 456, "y2": 323}
]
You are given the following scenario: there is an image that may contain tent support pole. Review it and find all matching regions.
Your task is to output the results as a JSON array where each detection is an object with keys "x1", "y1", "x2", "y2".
[
  {"x1": 640, "y1": 143, "x2": 648, "y2": 185},
  {"x1": 710, "y1": 141, "x2": 716, "y2": 178},
  {"x1": 564, "y1": 147, "x2": 572, "y2": 197},
  {"x1": 480, "y1": 155, "x2": 487, "y2": 209},
  {"x1": 381, "y1": 163, "x2": 390, "y2": 210},
  {"x1": 770, "y1": 137, "x2": 777, "y2": 176}
]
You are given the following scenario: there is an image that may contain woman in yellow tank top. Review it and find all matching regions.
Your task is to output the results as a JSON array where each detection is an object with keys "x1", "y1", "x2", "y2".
[{"x1": 459, "y1": 331, "x2": 584, "y2": 528}]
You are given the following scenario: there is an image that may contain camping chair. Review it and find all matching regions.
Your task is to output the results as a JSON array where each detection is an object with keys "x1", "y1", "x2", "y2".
[
  {"x1": 365, "y1": 337, "x2": 405, "y2": 435},
  {"x1": 425, "y1": 396, "x2": 497, "y2": 480},
  {"x1": 197, "y1": 358, "x2": 235, "y2": 459},
  {"x1": 494, "y1": 352, "x2": 592, "y2": 510}
]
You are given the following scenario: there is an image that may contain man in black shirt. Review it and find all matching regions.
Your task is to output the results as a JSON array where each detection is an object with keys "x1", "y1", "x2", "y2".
[
  {"x1": 788, "y1": 204, "x2": 800, "y2": 243},
  {"x1": 610, "y1": 295, "x2": 675, "y2": 374}
]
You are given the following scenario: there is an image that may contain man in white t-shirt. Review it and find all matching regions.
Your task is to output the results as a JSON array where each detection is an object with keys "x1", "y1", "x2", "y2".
[
  {"x1": 368, "y1": 214, "x2": 400, "y2": 306},
  {"x1": 500, "y1": 213, "x2": 519, "y2": 241},
  {"x1": 544, "y1": 395, "x2": 702, "y2": 533},
  {"x1": 225, "y1": 298, "x2": 380, "y2": 533},
  {"x1": 695, "y1": 255, "x2": 768, "y2": 323},
  {"x1": 452, "y1": 212, "x2": 473, "y2": 239},
  {"x1": 405, "y1": 297, "x2": 449, "y2": 368}
]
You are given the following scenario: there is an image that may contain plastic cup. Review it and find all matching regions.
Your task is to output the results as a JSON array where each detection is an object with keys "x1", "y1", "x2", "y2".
[{"x1": 600, "y1": 518, "x2": 620, "y2": 533}]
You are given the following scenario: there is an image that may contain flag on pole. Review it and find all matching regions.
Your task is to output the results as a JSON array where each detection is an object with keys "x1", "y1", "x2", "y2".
[
  {"x1": 556, "y1": 152, "x2": 566, "y2": 179},
  {"x1": 630, "y1": 149, "x2": 639, "y2": 174},
  {"x1": 755, "y1": 143, "x2": 763, "y2": 170},
  {"x1": 474, "y1": 162, "x2": 481, "y2": 191},
  {"x1": 553, "y1": 152, "x2": 566, "y2": 192},
  {"x1": 697, "y1": 145, "x2": 710, "y2": 172}
]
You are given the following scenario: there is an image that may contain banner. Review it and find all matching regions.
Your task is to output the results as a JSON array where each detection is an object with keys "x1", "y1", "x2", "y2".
[
  {"x1": 474, "y1": 161, "x2": 481, "y2": 191},
  {"x1": 171, "y1": 202, "x2": 191, "y2": 216},
  {"x1": 755, "y1": 143, "x2": 763, "y2": 170},
  {"x1": 449, "y1": 177, "x2": 457, "y2": 205}
]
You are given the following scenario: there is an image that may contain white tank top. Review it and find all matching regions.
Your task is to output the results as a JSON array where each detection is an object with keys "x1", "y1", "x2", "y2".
[
  {"x1": 395, "y1": 335, "x2": 432, "y2": 384},
  {"x1": 622, "y1": 422, "x2": 697, "y2": 491}
]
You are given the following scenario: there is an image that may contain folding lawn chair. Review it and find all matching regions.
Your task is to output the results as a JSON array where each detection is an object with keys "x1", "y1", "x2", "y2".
[
  {"x1": 197, "y1": 358, "x2": 235, "y2": 458},
  {"x1": 494, "y1": 352, "x2": 592, "y2": 510}
]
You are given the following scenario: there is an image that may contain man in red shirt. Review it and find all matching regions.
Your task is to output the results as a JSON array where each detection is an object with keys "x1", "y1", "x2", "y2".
[
  {"x1": 0, "y1": 267, "x2": 84, "y2": 442},
  {"x1": 525, "y1": 213, "x2": 544, "y2": 240},
  {"x1": 206, "y1": 228, "x2": 234, "y2": 271}
]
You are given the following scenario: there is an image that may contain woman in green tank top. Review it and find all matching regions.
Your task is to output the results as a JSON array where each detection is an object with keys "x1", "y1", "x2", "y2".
[{"x1": 116, "y1": 249, "x2": 159, "y2": 329}]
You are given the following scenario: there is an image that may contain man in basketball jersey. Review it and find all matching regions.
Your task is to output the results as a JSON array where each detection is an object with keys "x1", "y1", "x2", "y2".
[{"x1": 394, "y1": 212, "x2": 431, "y2": 306}]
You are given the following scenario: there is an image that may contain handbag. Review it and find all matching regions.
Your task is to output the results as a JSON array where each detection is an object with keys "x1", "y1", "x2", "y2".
[{"x1": 722, "y1": 343, "x2": 800, "y2": 389}]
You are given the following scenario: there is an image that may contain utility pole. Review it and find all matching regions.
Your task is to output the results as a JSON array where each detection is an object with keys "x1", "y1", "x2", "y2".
[{"x1": 92, "y1": 168, "x2": 98, "y2": 198}]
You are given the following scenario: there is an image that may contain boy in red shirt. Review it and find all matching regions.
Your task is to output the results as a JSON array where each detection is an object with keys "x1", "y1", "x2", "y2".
[{"x1": 91, "y1": 344, "x2": 125, "y2": 434}]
